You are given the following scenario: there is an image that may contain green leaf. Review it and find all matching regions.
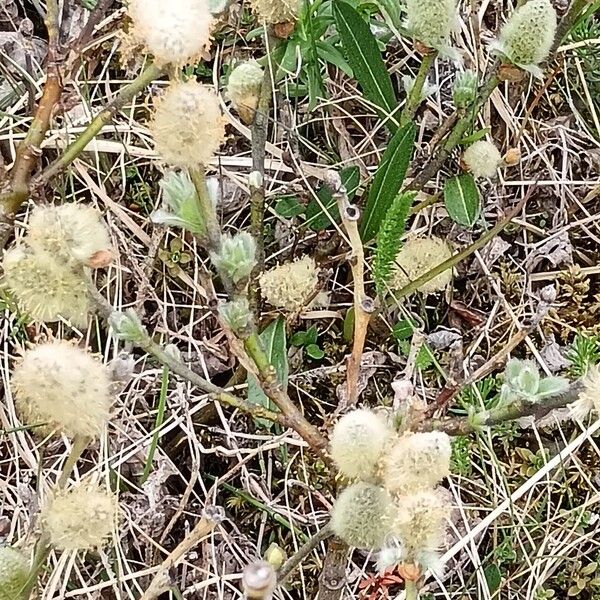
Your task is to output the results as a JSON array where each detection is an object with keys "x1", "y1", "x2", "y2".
[
  {"x1": 392, "y1": 319, "x2": 416, "y2": 341},
  {"x1": 305, "y1": 166, "x2": 360, "y2": 231},
  {"x1": 459, "y1": 127, "x2": 491, "y2": 146},
  {"x1": 247, "y1": 318, "x2": 288, "y2": 429},
  {"x1": 316, "y1": 41, "x2": 354, "y2": 76},
  {"x1": 373, "y1": 190, "x2": 415, "y2": 294},
  {"x1": 275, "y1": 196, "x2": 305, "y2": 218},
  {"x1": 343, "y1": 307, "x2": 355, "y2": 343},
  {"x1": 444, "y1": 174, "x2": 481, "y2": 227},
  {"x1": 360, "y1": 122, "x2": 416, "y2": 240},
  {"x1": 333, "y1": 0, "x2": 397, "y2": 129},
  {"x1": 291, "y1": 331, "x2": 308, "y2": 346},
  {"x1": 484, "y1": 564, "x2": 502, "y2": 594},
  {"x1": 306, "y1": 344, "x2": 325, "y2": 360},
  {"x1": 304, "y1": 326, "x2": 318, "y2": 345}
]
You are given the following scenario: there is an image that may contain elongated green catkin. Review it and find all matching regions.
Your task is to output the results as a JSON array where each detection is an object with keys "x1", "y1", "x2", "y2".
[{"x1": 496, "y1": 0, "x2": 557, "y2": 72}]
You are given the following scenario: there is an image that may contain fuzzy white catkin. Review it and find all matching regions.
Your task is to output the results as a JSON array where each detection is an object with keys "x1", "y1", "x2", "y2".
[
  {"x1": 150, "y1": 81, "x2": 225, "y2": 168},
  {"x1": 331, "y1": 482, "x2": 392, "y2": 549},
  {"x1": 389, "y1": 236, "x2": 453, "y2": 295},
  {"x1": 42, "y1": 482, "x2": 116, "y2": 551},
  {"x1": 0, "y1": 546, "x2": 29, "y2": 600},
  {"x1": 27, "y1": 204, "x2": 112, "y2": 267},
  {"x1": 381, "y1": 431, "x2": 452, "y2": 495},
  {"x1": 12, "y1": 341, "x2": 111, "y2": 438},
  {"x1": 227, "y1": 61, "x2": 264, "y2": 124},
  {"x1": 330, "y1": 409, "x2": 390, "y2": 480},
  {"x1": 406, "y1": 0, "x2": 456, "y2": 52},
  {"x1": 462, "y1": 140, "x2": 502, "y2": 178},
  {"x1": 259, "y1": 256, "x2": 320, "y2": 312},
  {"x1": 569, "y1": 365, "x2": 600, "y2": 421},
  {"x1": 3, "y1": 247, "x2": 91, "y2": 326},
  {"x1": 127, "y1": 0, "x2": 213, "y2": 66},
  {"x1": 496, "y1": 0, "x2": 557, "y2": 71},
  {"x1": 393, "y1": 489, "x2": 451, "y2": 561},
  {"x1": 250, "y1": 0, "x2": 299, "y2": 24}
]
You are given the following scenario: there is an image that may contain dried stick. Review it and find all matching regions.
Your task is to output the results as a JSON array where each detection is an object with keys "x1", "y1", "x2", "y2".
[
  {"x1": 326, "y1": 171, "x2": 374, "y2": 405},
  {"x1": 140, "y1": 506, "x2": 225, "y2": 600}
]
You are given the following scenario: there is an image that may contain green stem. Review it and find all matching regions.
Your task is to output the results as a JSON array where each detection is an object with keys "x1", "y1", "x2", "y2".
[
  {"x1": 421, "y1": 380, "x2": 583, "y2": 436},
  {"x1": 393, "y1": 192, "x2": 526, "y2": 299},
  {"x1": 20, "y1": 533, "x2": 51, "y2": 598},
  {"x1": 249, "y1": 33, "x2": 279, "y2": 311},
  {"x1": 400, "y1": 51, "x2": 437, "y2": 126},
  {"x1": 56, "y1": 434, "x2": 91, "y2": 488},
  {"x1": 87, "y1": 283, "x2": 283, "y2": 425},
  {"x1": 407, "y1": 74, "x2": 500, "y2": 192},
  {"x1": 405, "y1": 580, "x2": 419, "y2": 600},
  {"x1": 35, "y1": 62, "x2": 163, "y2": 187},
  {"x1": 139, "y1": 336, "x2": 282, "y2": 424},
  {"x1": 141, "y1": 365, "x2": 169, "y2": 484}
]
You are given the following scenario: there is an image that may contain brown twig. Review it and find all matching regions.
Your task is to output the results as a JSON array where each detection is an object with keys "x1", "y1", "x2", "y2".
[
  {"x1": 249, "y1": 32, "x2": 278, "y2": 312},
  {"x1": 0, "y1": 0, "x2": 63, "y2": 218},
  {"x1": 243, "y1": 332, "x2": 329, "y2": 453},
  {"x1": 325, "y1": 170, "x2": 374, "y2": 405},
  {"x1": 140, "y1": 507, "x2": 224, "y2": 600},
  {"x1": 317, "y1": 536, "x2": 348, "y2": 600}
]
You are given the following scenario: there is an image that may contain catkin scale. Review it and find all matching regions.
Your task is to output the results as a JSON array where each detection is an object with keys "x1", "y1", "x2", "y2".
[
  {"x1": 0, "y1": 547, "x2": 29, "y2": 600},
  {"x1": 259, "y1": 256, "x2": 320, "y2": 312},
  {"x1": 3, "y1": 247, "x2": 91, "y2": 326},
  {"x1": 389, "y1": 236, "x2": 453, "y2": 295},
  {"x1": 381, "y1": 432, "x2": 452, "y2": 495},
  {"x1": 227, "y1": 61, "x2": 264, "y2": 124},
  {"x1": 462, "y1": 140, "x2": 502, "y2": 178},
  {"x1": 495, "y1": 0, "x2": 557, "y2": 75}
]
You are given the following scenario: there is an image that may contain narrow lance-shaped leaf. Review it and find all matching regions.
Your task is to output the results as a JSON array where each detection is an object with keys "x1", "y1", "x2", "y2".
[
  {"x1": 360, "y1": 122, "x2": 416, "y2": 241},
  {"x1": 333, "y1": 0, "x2": 398, "y2": 131},
  {"x1": 247, "y1": 317, "x2": 288, "y2": 429},
  {"x1": 444, "y1": 173, "x2": 481, "y2": 227}
]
